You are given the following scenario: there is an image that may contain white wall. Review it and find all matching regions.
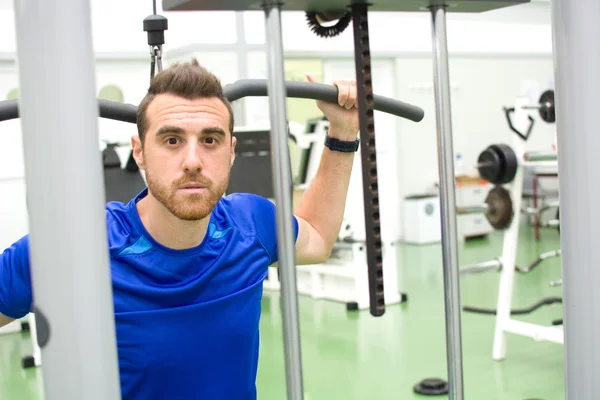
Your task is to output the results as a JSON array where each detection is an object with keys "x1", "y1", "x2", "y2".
[
  {"x1": 0, "y1": 2, "x2": 238, "y2": 53},
  {"x1": 395, "y1": 55, "x2": 556, "y2": 201}
]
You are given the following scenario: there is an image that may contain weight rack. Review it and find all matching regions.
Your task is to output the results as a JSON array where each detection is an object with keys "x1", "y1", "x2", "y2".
[{"x1": 460, "y1": 97, "x2": 564, "y2": 352}]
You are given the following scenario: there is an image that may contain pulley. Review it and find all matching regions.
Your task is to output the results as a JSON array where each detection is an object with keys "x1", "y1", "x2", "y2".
[
  {"x1": 144, "y1": 0, "x2": 168, "y2": 80},
  {"x1": 305, "y1": 11, "x2": 352, "y2": 38},
  {"x1": 143, "y1": 14, "x2": 168, "y2": 48}
]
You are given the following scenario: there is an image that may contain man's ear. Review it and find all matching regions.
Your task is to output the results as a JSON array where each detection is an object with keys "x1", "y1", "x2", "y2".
[
  {"x1": 131, "y1": 135, "x2": 146, "y2": 170},
  {"x1": 230, "y1": 135, "x2": 237, "y2": 168}
]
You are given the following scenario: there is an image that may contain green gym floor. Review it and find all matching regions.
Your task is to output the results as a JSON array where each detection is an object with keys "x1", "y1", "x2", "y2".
[{"x1": 0, "y1": 222, "x2": 564, "y2": 400}]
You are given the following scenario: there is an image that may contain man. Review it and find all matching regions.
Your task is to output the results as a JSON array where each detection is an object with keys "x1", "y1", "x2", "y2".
[{"x1": 0, "y1": 58, "x2": 360, "y2": 399}]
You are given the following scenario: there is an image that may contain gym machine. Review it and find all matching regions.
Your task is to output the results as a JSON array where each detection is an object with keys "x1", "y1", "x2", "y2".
[
  {"x1": 12, "y1": 0, "x2": 600, "y2": 399},
  {"x1": 2, "y1": 2, "x2": 425, "y2": 398},
  {"x1": 161, "y1": 2, "x2": 523, "y2": 400}
]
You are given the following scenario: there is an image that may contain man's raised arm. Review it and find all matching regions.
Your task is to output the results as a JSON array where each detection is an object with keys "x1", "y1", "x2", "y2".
[{"x1": 294, "y1": 74, "x2": 360, "y2": 265}]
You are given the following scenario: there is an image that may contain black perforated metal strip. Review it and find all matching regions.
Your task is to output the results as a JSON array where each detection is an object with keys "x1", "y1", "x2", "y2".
[{"x1": 351, "y1": 4, "x2": 385, "y2": 317}]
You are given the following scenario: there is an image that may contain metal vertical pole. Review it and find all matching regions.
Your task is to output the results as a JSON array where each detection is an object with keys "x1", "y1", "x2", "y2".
[
  {"x1": 429, "y1": 5, "x2": 464, "y2": 400},
  {"x1": 262, "y1": 3, "x2": 304, "y2": 400},
  {"x1": 234, "y1": 12, "x2": 249, "y2": 127},
  {"x1": 551, "y1": 0, "x2": 600, "y2": 397},
  {"x1": 13, "y1": 1, "x2": 121, "y2": 399}
]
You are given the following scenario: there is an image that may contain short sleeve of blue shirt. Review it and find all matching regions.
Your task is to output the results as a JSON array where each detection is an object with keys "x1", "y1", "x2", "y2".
[
  {"x1": 235, "y1": 193, "x2": 299, "y2": 266},
  {"x1": 0, "y1": 235, "x2": 32, "y2": 319}
]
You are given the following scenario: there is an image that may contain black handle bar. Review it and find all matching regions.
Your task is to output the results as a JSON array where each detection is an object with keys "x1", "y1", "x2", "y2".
[
  {"x1": 0, "y1": 80, "x2": 424, "y2": 124},
  {"x1": 223, "y1": 79, "x2": 424, "y2": 122}
]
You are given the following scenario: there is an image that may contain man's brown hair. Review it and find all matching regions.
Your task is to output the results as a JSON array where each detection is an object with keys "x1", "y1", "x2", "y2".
[{"x1": 136, "y1": 58, "x2": 235, "y2": 143}]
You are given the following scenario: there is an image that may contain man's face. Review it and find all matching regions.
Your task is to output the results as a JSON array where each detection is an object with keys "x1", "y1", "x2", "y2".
[{"x1": 132, "y1": 93, "x2": 236, "y2": 221}]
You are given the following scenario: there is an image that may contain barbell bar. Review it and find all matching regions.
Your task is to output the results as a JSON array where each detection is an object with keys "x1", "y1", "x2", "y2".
[
  {"x1": 456, "y1": 204, "x2": 488, "y2": 215},
  {"x1": 521, "y1": 89, "x2": 556, "y2": 123},
  {"x1": 476, "y1": 145, "x2": 558, "y2": 185},
  {"x1": 523, "y1": 150, "x2": 558, "y2": 162}
]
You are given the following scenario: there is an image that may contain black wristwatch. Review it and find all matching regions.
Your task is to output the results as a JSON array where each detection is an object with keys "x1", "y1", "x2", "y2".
[{"x1": 324, "y1": 135, "x2": 360, "y2": 153}]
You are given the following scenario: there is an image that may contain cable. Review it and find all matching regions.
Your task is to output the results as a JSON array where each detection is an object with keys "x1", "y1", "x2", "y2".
[
  {"x1": 144, "y1": 0, "x2": 168, "y2": 81},
  {"x1": 463, "y1": 296, "x2": 562, "y2": 316}
]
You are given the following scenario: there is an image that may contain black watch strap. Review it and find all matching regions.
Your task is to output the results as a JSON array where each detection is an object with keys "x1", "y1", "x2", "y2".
[{"x1": 324, "y1": 135, "x2": 360, "y2": 152}]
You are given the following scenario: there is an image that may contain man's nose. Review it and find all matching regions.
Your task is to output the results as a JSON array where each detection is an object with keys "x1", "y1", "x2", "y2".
[{"x1": 182, "y1": 142, "x2": 203, "y2": 172}]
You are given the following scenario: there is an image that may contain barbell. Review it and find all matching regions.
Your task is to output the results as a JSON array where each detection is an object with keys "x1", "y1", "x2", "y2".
[
  {"x1": 477, "y1": 144, "x2": 558, "y2": 184},
  {"x1": 521, "y1": 89, "x2": 555, "y2": 123},
  {"x1": 456, "y1": 186, "x2": 514, "y2": 230},
  {"x1": 477, "y1": 144, "x2": 518, "y2": 185}
]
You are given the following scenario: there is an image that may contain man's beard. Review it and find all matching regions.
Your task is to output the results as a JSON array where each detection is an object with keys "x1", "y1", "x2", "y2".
[{"x1": 145, "y1": 169, "x2": 229, "y2": 221}]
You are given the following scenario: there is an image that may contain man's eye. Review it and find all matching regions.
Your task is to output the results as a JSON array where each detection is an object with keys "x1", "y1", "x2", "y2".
[
  {"x1": 167, "y1": 137, "x2": 179, "y2": 145},
  {"x1": 205, "y1": 137, "x2": 216, "y2": 144}
]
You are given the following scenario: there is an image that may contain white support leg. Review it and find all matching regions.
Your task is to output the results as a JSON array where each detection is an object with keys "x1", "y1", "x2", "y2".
[
  {"x1": 492, "y1": 99, "x2": 528, "y2": 361},
  {"x1": 21, "y1": 313, "x2": 42, "y2": 369},
  {"x1": 29, "y1": 313, "x2": 42, "y2": 367}
]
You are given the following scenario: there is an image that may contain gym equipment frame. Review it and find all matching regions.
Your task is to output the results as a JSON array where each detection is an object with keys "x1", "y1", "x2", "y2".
[
  {"x1": 20, "y1": 0, "x2": 600, "y2": 399},
  {"x1": 5, "y1": 2, "x2": 427, "y2": 397}
]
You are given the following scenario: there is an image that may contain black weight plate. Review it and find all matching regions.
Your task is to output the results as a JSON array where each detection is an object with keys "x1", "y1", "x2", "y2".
[
  {"x1": 556, "y1": 208, "x2": 560, "y2": 234},
  {"x1": 539, "y1": 89, "x2": 555, "y2": 123},
  {"x1": 477, "y1": 146, "x2": 502, "y2": 184},
  {"x1": 494, "y1": 144, "x2": 518, "y2": 184},
  {"x1": 487, "y1": 145, "x2": 506, "y2": 184},
  {"x1": 485, "y1": 186, "x2": 514, "y2": 230},
  {"x1": 413, "y1": 378, "x2": 448, "y2": 396}
]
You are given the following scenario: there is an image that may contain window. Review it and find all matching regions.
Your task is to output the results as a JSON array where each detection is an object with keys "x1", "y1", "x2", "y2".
[
  {"x1": 98, "y1": 85, "x2": 124, "y2": 103},
  {"x1": 6, "y1": 88, "x2": 19, "y2": 100}
]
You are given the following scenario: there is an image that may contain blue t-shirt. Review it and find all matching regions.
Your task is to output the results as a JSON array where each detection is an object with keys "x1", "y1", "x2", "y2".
[{"x1": 0, "y1": 188, "x2": 299, "y2": 399}]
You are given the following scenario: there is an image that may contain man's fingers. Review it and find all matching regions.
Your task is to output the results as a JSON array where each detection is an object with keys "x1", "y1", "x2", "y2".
[
  {"x1": 340, "y1": 80, "x2": 357, "y2": 109},
  {"x1": 346, "y1": 80, "x2": 358, "y2": 109},
  {"x1": 307, "y1": 76, "x2": 359, "y2": 110},
  {"x1": 337, "y1": 81, "x2": 350, "y2": 108}
]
